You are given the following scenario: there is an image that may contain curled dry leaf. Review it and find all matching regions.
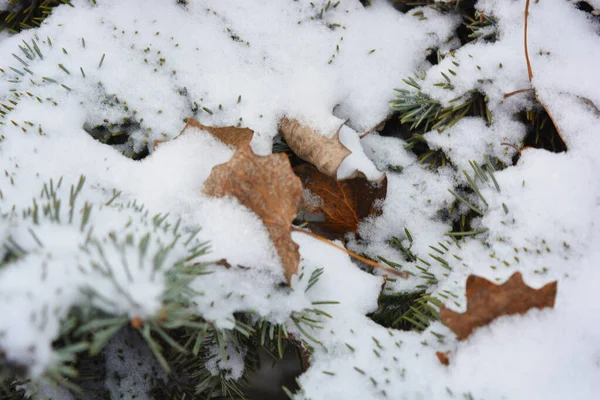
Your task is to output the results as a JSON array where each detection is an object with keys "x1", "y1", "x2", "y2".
[
  {"x1": 440, "y1": 272, "x2": 557, "y2": 340},
  {"x1": 279, "y1": 118, "x2": 350, "y2": 179},
  {"x1": 153, "y1": 117, "x2": 254, "y2": 150},
  {"x1": 294, "y1": 163, "x2": 387, "y2": 239},
  {"x1": 202, "y1": 145, "x2": 302, "y2": 284}
]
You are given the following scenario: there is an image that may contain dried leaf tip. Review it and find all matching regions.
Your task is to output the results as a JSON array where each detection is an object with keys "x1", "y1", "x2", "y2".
[
  {"x1": 436, "y1": 351, "x2": 450, "y2": 366},
  {"x1": 153, "y1": 117, "x2": 253, "y2": 151}
]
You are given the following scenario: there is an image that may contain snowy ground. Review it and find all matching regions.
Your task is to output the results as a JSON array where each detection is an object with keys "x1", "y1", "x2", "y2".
[{"x1": 0, "y1": 0, "x2": 599, "y2": 399}]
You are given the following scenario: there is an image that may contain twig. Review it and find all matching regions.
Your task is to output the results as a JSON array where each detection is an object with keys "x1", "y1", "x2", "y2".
[
  {"x1": 291, "y1": 227, "x2": 409, "y2": 279},
  {"x1": 524, "y1": 0, "x2": 533, "y2": 81},
  {"x1": 523, "y1": 0, "x2": 567, "y2": 149},
  {"x1": 503, "y1": 88, "x2": 535, "y2": 99},
  {"x1": 501, "y1": 142, "x2": 521, "y2": 155},
  {"x1": 581, "y1": 97, "x2": 600, "y2": 116},
  {"x1": 359, "y1": 117, "x2": 389, "y2": 138}
]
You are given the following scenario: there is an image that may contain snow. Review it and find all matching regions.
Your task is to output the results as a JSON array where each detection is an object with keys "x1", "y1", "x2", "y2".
[
  {"x1": 424, "y1": 115, "x2": 525, "y2": 173},
  {"x1": 104, "y1": 327, "x2": 166, "y2": 399},
  {"x1": 0, "y1": 0, "x2": 456, "y2": 160},
  {"x1": 1, "y1": 0, "x2": 600, "y2": 399},
  {"x1": 206, "y1": 339, "x2": 248, "y2": 381},
  {"x1": 338, "y1": 125, "x2": 384, "y2": 180}
]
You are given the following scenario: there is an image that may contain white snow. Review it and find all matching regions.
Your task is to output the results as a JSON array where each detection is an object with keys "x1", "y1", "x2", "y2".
[
  {"x1": 1, "y1": 0, "x2": 599, "y2": 399},
  {"x1": 205, "y1": 339, "x2": 248, "y2": 381},
  {"x1": 103, "y1": 327, "x2": 167, "y2": 400},
  {"x1": 338, "y1": 125, "x2": 384, "y2": 180}
]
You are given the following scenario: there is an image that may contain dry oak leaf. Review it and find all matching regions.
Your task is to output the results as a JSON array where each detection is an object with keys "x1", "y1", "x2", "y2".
[
  {"x1": 202, "y1": 145, "x2": 303, "y2": 284},
  {"x1": 153, "y1": 117, "x2": 253, "y2": 150},
  {"x1": 279, "y1": 118, "x2": 351, "y2": 179},
  {"x1": 294, "y1": 163, "x2": 387, "y2": 239},
  {"x1": 440, "y1": 272, "x2": 557, "y2": 340}
]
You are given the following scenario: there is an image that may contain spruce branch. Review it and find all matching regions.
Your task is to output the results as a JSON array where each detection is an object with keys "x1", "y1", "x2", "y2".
[
  {"x1": 390, "y1": 78, "x2": 490, "y2": 133},
  {"x1": 464, "y1": 11, "x2": 498, "y2": 43},
  {"x1": 0, "y1": 0, "x2": 76, "y2": 33}
]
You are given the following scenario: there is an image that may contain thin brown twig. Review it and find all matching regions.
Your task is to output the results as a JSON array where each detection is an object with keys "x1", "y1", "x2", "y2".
[
  {"x1": 360, "y1": 117, "x2": 389, "y2": 138},
  {"x1": 522, "y1": 0, "x2": 567, "y2": 149},
  {"x1": 524, "y1": 0, "x2": 533, "y2": 81},
  {"x1": 291, "y1": 227, "x2": 409, "y2": 279},
  {"x1": 501, "y1": 142, "x2": 521, "y2": 155},
  {"x1": 581, "y1": 97, "x2": 600, "y2": 116},
  {"x1": 503, "y1": 88, "x2": 535, "y2": 99}
]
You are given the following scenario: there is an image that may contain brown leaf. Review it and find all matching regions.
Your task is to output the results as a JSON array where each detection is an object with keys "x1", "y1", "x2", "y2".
[
  {"x1": 279, "y1": 118, "x2": 350, "y2": 179},
  {"x1": 154, "y1": 118, "x2": 253, "y2": 150},
  {"x1": 202, "y1": 145, "x2": 303, "y2": 283},
  {"x1": 440, "y1": 272, "x2": 557, "y2": 340},
  {"x1": 294, "y1": 163, "x2": 387, "y2": 239},
  {"x1": 436, "y1": 351, "x2": 450, "y2": 366}
]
